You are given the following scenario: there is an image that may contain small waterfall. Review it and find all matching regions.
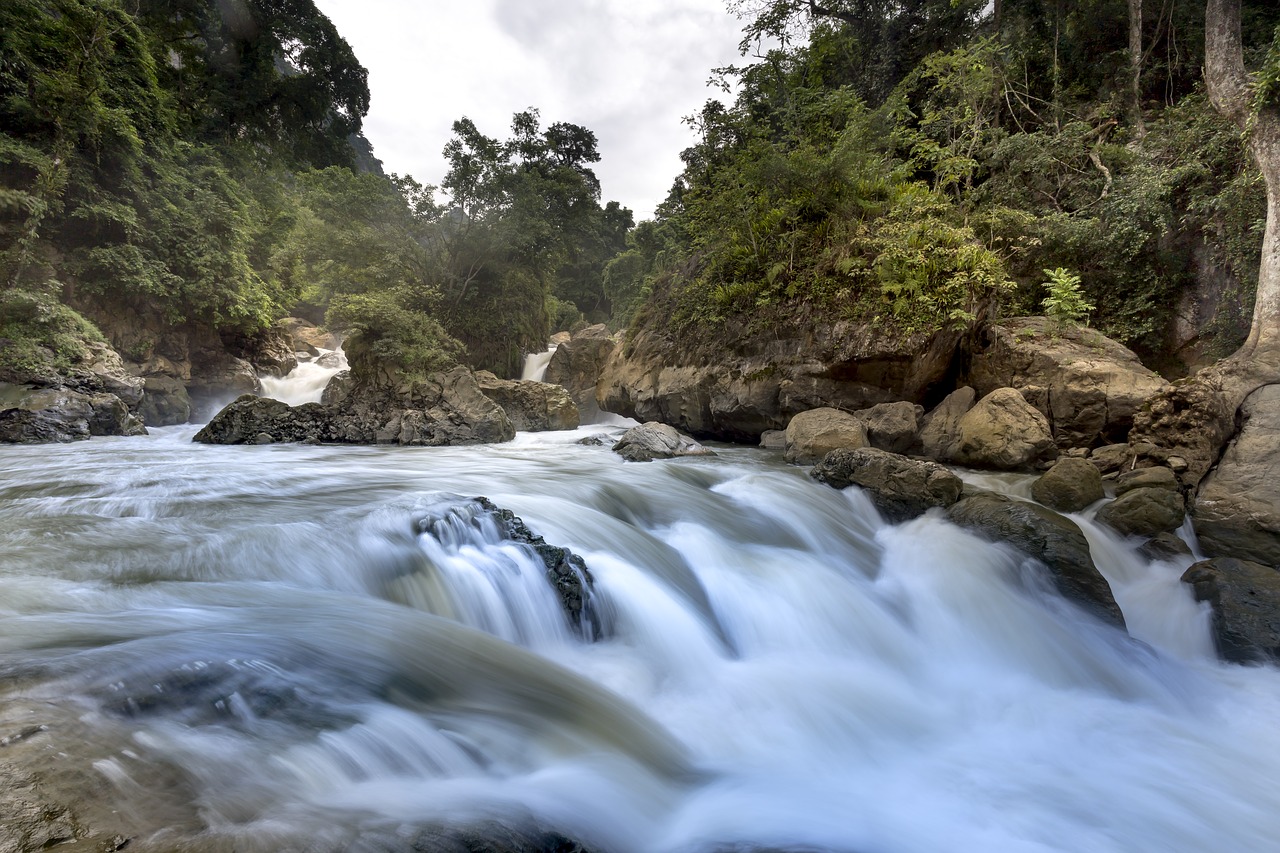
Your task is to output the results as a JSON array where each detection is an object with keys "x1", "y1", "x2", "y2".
[
  {"x1": 521, "y1": 345, "x2": 557, "y2": 382},
  {"x1": 260, "y1": 347, "x2": 348, "y2": 406}
]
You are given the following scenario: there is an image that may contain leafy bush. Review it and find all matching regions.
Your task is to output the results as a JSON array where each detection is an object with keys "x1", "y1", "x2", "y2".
[{"x1": 1040, "y1": 267, "x2": 1094, "y2": 330}]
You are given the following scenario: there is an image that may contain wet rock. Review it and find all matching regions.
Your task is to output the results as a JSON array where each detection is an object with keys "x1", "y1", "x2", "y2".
[
  {"x1": 0, "y1": 385, "x2": 143, "y2": 443},
  {"x1": 193, "y1": 395, "x2": 333, "y2": 445},
  {"x1": 613, "y1": 422, "x2": 714, "y2": 462},
  {"x1": 947, "y1": 492, "x2": 1126, "y2": 628},
  {"x1": 948, "y1": 388, "x2": 1056, "y2": 470},
  {"x1": 0, "y1": 406, "x2": 89, "y2": 443},
  {"x1": 86, "y1": 392, "x2": 147, "y2": 437},
  {"x1": 1114, "y1": 465, "x2": 1179, "y2": 497},
  {"x1": 855, "y1": 400, "x2": 922, "y2": 454},
  {"x1": 470, "y1": 497, "x2": 600, "y2": 637},
  {"x1": 1096, "y1": 487, "x2": 1185, "y2": 537},
  {"x1": 1182, "y1": 558, "x2": 1280, "y2": 663},
  {"x1": 315, "y1": 351, "x2": 344, "y2": 369},
  {"x1": 783, "y1": 407, "x2": 869, "y2": 464},
  {"x1": 967, "y1": 317, "x2": 1169, "y2": 448},
  {"x1": 576, "y1": 434, "x2": 609, "y2": 447},
  {"x1": 1193, "y1": 384, "x2": 1280, "y2": 567},
  {"x1": 139, "y1": 374, "x2": 192, "y2": 426},
  {"x1": 224, "y1": 322, "x2": 298, "y2": 378},
  {"x1": 918, "y1": 386, "x2": 976, "y2": 460},
  {"x1": 759, "y1": 429, "x2": 786, "y2": 449},
  {"x1": 811, "y1": 447, "x2": 962, "y2": 522},
  {"x1": 544, "y1": 324, "x2": 616, "y2": 420},
  {"x1": 1140, "y1": 532, "x2": 1193, "y2": 562},
  {"x1": 1031, "y1": 457, "x2": 1104, "y2": 513},
  {"x1": 475, "y1": 371, "x2": 580, "y2": 432}
]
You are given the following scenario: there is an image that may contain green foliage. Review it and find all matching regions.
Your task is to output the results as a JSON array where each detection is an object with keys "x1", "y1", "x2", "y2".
[
  {"x1": 0, "y1": 288, "x2": 105, "y2": 376},
  {"x1": 326, "y1": 289, "x2": 461, "y2": 379},
  {"x1": 1040, "y1": 267, "x2": 1094, "y2": 329}
]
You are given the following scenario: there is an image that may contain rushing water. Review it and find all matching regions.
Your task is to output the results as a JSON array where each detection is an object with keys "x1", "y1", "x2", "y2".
[
  {"x1": 3, "y1": 418, "x2": 1280, "y2": 852},
  {"x1": 260, "y1": 348, "x2": 350, "y2": 406},
  {"x1": 521, "y1": 346, "x2": 557, "y2": 383}
]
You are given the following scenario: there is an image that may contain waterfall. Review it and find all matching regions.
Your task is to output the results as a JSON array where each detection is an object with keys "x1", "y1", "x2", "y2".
[
  {"x1": 521, "y1": 345, "x2": 557, "y2": 382},
  {"x1": 1, "y1": 430, "x2": 1278, "y2": 852},
  {"x1": 260, "y1": 347, "x2": 348, "y2": 406}
]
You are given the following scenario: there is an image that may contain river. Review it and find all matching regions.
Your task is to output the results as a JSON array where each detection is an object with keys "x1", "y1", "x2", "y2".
[{"x1": 2, "y1": 418, "x2": 1280, "y2": 851}]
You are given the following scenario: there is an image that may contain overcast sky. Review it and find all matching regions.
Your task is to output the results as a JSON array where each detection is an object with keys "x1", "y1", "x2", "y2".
[{"x1": 311, "y1": 1, "x2": 750, "y2": 221}]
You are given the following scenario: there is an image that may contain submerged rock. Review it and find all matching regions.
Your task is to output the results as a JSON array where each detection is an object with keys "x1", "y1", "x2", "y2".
[
  {"x1": 947, "y1": 492, "x2": 1126, "y2": 628},
  {"x1": 783, "y1": 407, "x2": 869, "y2": 464},
  {"x1": 613, "y1": 422, "x2": 714, "y2": 462},
  {"x1": 1031, "y1": 457, "x2": 1104, "y2": 513},
  {"x1": 1182, "y1": 558, "x2": 1280, "y2": 663},
  {"x1": 947, "y1": 388, "x2": 1056, "y2": 470},
  {"x1": 811, "y1": 447, "x2": 962, "y2": 522}
]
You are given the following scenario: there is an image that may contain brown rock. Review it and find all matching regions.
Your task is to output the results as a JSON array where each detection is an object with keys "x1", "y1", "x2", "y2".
[
  {"x1": 811, "y1": 447, "x2": 962, "y2": 522},
  {"x1": 948, "y1": 388, "x2": 1056, "y2": 470},
  {"x1": 784, "y1": 407, "x2": 869, "y2": 464},
  {"x1": 1031, "y1": 457, "x2": 1104, "y2": 513}
]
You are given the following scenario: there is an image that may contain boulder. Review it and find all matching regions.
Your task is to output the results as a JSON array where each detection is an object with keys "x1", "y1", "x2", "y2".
[
  {"x1": 549, "y1": 331, "x2": 572, "y2": 346},
  {"x1": 967, "y1": 317, "x2": 1169, "y2": 448},
  {"x1": 759, "y1": 429, "x2": 786, "y2": 449},
  {"x1": 278, "y1": 316, "x2": 341, "y2": 351},
  {"x1": 855, "y1": 401, "x2": 922, "y2": 453},
  {"x1": 1139, "y1": 532, "x2": 1193, "y2": 562},
  {"x1": 811, "y1": 447, "x2": 962, "y2": 522},
  {"x1": 1192, "y1": 384, "x2": 1280, "y2": 567},
  {"x1": 544, "y1": 324, "x2": 616, "y2": 420},
  {"x1": 1096, "y1": 487, "x2": 1185, "y2": 537},
  {"x1": 947, "y1": 388, "x2": 1056, "y2": 470},
  {"x1": 783, "y1": 407, "x2": 869, "y2": 464},
  {"x1": 475, "y1": 372, "x2": 580, "y2": 432},
  {"x1": 947, "y1": 492, "x2": 1125, "y2": 628},
  {"x1": 1088, "y1": 443, "x2": 1132, "y2": 475},
  {"x1": 0, "y1": 385, "x2": 143, "y2": 443},
  {"x1": 595, "y1": 322, "x2": 961, "y2": 442},
  {"x1": 223, "y1": 323, "x2": 298, "y2": 378},
  {"x1": 1031, "y1": 457, "x2": 1104, "y2": 513},
  {"x1": 612, "y1": 422, "x2": 714, "y2": 462},
  {"x1": 193, "y1": 396, "x2": 333, "y2": 445},
  {"x1": 918, "y1": 386, "x2": 975, "y2": 460},
  {"x1": 1182, "y1": 558, "x2": 1280, "y2": 663},
  {"x1": 86, "y1": 392, "x2": 147, "y2": 437},
  {"x1": 1114, "y1": 465, "x2": 1179, "y2": 497},
  {"x1": 67, "y1": 340, "x2": 145, "y2": 409},
  {"x1": 139, "y1": 375, "x2": 191, "y2": 426}
]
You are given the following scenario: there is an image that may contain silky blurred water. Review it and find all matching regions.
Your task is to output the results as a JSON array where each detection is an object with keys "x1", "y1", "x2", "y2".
[{"x1": 1, "y1": 420, "x2": 1277, "y2": 853}]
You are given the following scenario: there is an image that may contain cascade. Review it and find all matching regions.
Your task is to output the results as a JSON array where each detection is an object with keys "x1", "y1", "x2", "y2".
[
  {"x1": 0, "y1": 428, "x2": 1276, "y2": 852},
  {"x1": 521, "y1": 345, "x2": 557, "y2": 382},
  {"x1": 260, "y1": 346, "x2": 349, "y2": 406}
]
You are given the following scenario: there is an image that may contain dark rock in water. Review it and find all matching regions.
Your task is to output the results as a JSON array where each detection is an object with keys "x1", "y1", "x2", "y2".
[
  {"x1": 1096, "y1": 487, "x2": 1185, "y2": 537},
  {"x1": 194, "y1": 395, "x2": 334, "y2": 445},
  {"x1": 1114, "y1": 465, "x2": 1179, "y2": 497},
  {"x1": 476, "y1": 370, "x2": 580, "y2": 432},
  {"x1": 0, "y1": 385, "x2": 143, "y2": 443},
  {"x1": 613, "y1": 422, "x2": 714, "y2": 462},
  {"x1": 470, "y1": 497, "x2": 601, "y2": 637},
  {"x1": 1192, "y1": 384, "x2": 1280, "y2": 567},
  {"x1": 1182, "y1": 558, "x2": 1280, "y2": 663},
  {"x1": 87, "y1": 392, "x2": 147, "y2": 437},
  {"x1": 1031, "y1": 457, "x2": 1104, "y2": 513},
  {"x1": 811, "y1": 447, "x2": 962, "y2": 522},
  {"x1": 784, "y1": 407, "x2": 868, "y2": 464},
  {"x1": 0, "y1": 406, "x2": 89, "y2": 443},
  {"x1": 577, "y1": 434, "x2": 609, "y2": 446},
  {"x1": 1139, "y1": 532, "x2": 1193, "y2": 562},
  {"x1": 947, "y1": 492, "x2": 1126, "y2": 628},
  {"x1": 224, "y1": 322, "x2": 298, "y2": 378}
]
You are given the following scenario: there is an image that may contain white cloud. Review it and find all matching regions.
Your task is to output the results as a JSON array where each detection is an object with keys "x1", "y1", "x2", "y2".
[{"x1": 313, "y1": 0, "x2": 746, "y2": 219}]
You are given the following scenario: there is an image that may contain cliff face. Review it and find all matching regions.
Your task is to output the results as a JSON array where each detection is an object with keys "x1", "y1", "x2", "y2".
[{"x1": 596, "y1": 320, "x2": 962, "y2": 442}]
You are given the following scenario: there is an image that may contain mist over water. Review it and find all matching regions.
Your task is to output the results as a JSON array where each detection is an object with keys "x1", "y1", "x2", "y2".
[{"x1": 2, "y1": 421, "x2": 1279, "y2": 852}]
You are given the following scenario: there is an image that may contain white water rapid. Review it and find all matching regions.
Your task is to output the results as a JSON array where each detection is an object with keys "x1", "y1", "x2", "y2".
[
  {"x1": 2, "y1": 427, "x2": 1280, "y2": 852},
  {"x1": 521, "y1": 346, "x2": 557, "y2": 382},
  {"x1": 260, "y1": 347, "x2": 349, "y2": 406}
]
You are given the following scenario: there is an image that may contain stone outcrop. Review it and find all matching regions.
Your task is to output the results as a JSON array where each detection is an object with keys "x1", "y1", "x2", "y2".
[
  {"x1": 1096, "y1": 487, "x2": 1185, "y2": 538},
  {"x1": 0, "y1": 385, "x2": 145, "y2": 443},
  {"x1": 475, "y1": 371, "x2": 579, "y2": 432},
  {"x1": 783, "y1": 407, "x2": 869, "y2": 464},
  {"x1": 811, "y1": 447, "x2": 963, "y2": 522},
  {"x1": 947, "y1": 388, "x2": 1056, "y2": 470},
  {"x1": 1031, "y1": 457, "x2": 1104, "y2": 513},
  {"x1": 967, "y1": 317, "x2": 1169, "y2": 448},
  {"x1": 223, "y1": 322, "x2": 298, "y2": 378},
  {"x1": 1114, "y1": 465, "x2": 1180, "y2": 496},
  {"x1": 918, "y1": 386, "x2": 975, "y2": 460},
  {"x1": 1182, "y1": 558, "x2": 1280, "y2": 663},
  {"x1": 1192, "y1": 384, "x2": 1280, "y2": 567},
  {"x1": 595, "y1": 322, "x2": 961, "y2": 442},
  {"x1": 612, "y1": 422, "x2": 714, "y2": 462},
  {"x1": 544, "y1": 324, "x2": 616, "y2": 420},
  {"x1": 947, "y1": 492, "x2": 1126, "y2": 628}
]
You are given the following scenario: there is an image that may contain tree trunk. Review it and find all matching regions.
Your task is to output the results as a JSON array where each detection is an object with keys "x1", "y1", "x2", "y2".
[{"x1": 1129, "y1": 0, "x2": 1146, "y2": 139}]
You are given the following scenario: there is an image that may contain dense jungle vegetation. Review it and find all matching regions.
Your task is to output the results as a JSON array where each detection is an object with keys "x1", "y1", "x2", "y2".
[{"x1": 2, "y1": 0, "x2": 1280, "y2": 381}]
